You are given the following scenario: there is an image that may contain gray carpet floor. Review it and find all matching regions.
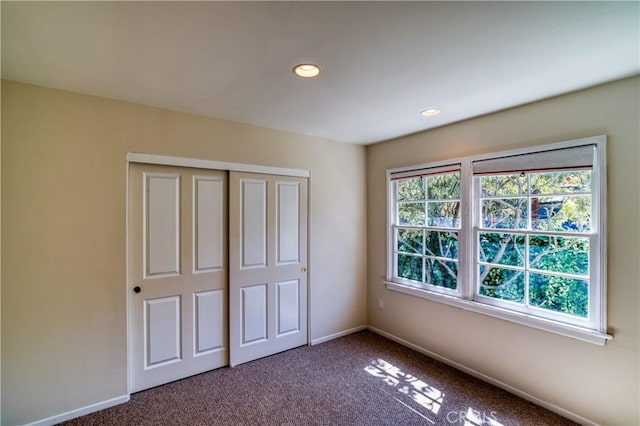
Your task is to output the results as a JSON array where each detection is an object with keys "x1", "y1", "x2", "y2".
[{"x1": 61, "y1": 330, "x2": 576, "y2": 425}]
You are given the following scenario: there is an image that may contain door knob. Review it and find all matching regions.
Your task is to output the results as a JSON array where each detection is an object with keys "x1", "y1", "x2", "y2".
[
  {"x1": 133, "y1": 286, "x2": 142, "y2": 294},
  {"x1": 301, "y1": 267, "x2": 307, "y2": 273}
]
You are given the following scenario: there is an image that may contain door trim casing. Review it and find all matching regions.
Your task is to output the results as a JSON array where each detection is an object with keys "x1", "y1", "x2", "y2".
[
  {"x1": 127, "y1": 153, "x2": 310, "y2": 178},
  {"x1": 126, "y1": 153, "x2": 311, "y2": 395}
]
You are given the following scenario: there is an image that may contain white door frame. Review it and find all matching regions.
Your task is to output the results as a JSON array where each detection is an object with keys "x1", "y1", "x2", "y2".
[{"x1": 125, "y1": 153, "x2": 311, "y2": 395}]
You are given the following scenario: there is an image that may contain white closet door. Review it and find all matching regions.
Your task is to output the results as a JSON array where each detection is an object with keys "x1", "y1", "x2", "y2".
[
  {"x1": 229, "y1": 172, "x2": 308, "y2": 366},
  {"x1": 128, "y1": 164, "x2": 227, "y2": 392}
]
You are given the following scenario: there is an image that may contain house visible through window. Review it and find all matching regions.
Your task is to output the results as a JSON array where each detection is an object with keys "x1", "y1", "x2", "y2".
[{"x1": 386, "y1": 136, "x2": 610, "y2": 344}]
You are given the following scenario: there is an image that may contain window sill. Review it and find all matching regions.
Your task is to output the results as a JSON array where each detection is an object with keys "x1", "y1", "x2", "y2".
[{"x1": 384, "y1": 281, "x2": 613, "y2": 345}]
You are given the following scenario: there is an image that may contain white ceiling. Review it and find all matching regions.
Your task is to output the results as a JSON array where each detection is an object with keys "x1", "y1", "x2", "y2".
[{"x1": 2, "y1": 1, "x2": 639, "y2": 145}]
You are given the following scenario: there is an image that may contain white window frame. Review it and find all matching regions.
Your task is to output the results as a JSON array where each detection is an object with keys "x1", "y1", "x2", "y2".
[
  {"x1": 388, "y1": 161, "x2": 465, "y2": 297},
  {"x1": 385, "y1": 135, "x2": 612, "y2": 345}
]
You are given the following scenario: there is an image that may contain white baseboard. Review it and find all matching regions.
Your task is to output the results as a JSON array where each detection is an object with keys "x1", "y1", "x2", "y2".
[
  {"x1": 25, "y1": 394, "x2": 130, "y2": 426},
  {"x1": 366, "y1": 326, "x2": 598, "y2": 426},
  {"x1": 310, "y1": 325, "x2": 367, "y2": 345}
]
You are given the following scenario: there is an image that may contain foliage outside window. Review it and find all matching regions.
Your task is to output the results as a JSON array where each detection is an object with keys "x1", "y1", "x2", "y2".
[
  {"x1": 393, "y1": 169, "x2": 461, "y2": 292},
  {"x1": 476, "y1": 170, "x2": 592, "y2": 320},
  {"x1": 386, "y1": 137, "x2": 609, "y2": 344}
]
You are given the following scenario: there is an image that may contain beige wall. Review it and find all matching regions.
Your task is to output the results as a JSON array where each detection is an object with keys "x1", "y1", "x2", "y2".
[
  {"x1": 0, "y1": 79, "x2": 367, "y2": 425},
  {"x1": 367, "y1": 76, "x2": 640, "y2": 425}
]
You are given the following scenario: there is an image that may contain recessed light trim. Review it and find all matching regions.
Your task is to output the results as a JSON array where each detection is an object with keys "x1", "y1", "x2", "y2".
[
  {"x1": 421, "y1": 108, "x2": 441, "y2": 116},
  {"x1": 293, "y1": 64, "x2": 321, "y2": 78}
]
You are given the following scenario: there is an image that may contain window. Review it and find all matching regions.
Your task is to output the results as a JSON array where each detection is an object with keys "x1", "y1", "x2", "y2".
[
  {"x1": 391, "y1": 165, "x2": 463, "y2": 294},
  {"x1": 386, "y1": 136, "x2": 610, "y2": 344}
]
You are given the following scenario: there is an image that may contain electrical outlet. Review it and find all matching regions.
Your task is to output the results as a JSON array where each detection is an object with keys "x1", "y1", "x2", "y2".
[{"x1": 377, "y1": 298, "x2": 384, "y2": 310}]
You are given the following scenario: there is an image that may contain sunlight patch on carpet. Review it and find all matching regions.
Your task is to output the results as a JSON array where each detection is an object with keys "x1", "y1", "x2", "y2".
[{"x1": 364, "y1": 358, "x2": 444, "y2": 416}]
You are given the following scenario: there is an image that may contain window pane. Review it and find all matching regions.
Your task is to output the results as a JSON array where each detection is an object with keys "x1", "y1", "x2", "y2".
[
  {"x1": 529, "y1": 235, "x2": 589, "y2": 276},
  {"x1": 424, "y1": 231, "x2": 458, "y2": 259},
  {"x1": 427, "y1": 173, "x2": 460, "y2": 200},
  {"x1": 480, "y1": 174, "x2": 527, "y2": 197},
  {"x1": 397, "y1": 254, "x2": 422, "y2": 282},
  {"x1": 479, "y1": 266, "x2": 524, "y2": 302},
  {"x1": 530, "y1": 170, "x2": 591, "y2": 195},
  {"x1": 425, "y1": 259, "x2": 457, "y2": 290},
  {"x1": 529, "y1": 273, "x2": 588, "y2": 318},
  {"x1": 427, "y1": 201, "x2": 460, "y2": 228},
  {"x1": 531, "y1": 195, "x2": 591, "y2": 232},
  {"x1": 478, "y1": 233, "x2": 525, "y2": 266},
  {"x1": 481, "y1": 198, "x2": 528, "y2": 229},
  {"x1": 397, "y1": 229, "x2": 423, "y2": 254},
  {"x1": 398, "y1": 178, "x2": 425, "y2": 201},
  {"x1": 398, "y1": 202, "x2": 425, "y2": 226}
]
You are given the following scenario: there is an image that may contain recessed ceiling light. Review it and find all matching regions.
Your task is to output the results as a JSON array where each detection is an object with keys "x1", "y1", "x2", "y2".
[
  {"x1": 421, "y1": 108, "x2": 441, "y2": 116},
  {"x1": 293, "y1": 64, "x2": 321, "y2": 78}
]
